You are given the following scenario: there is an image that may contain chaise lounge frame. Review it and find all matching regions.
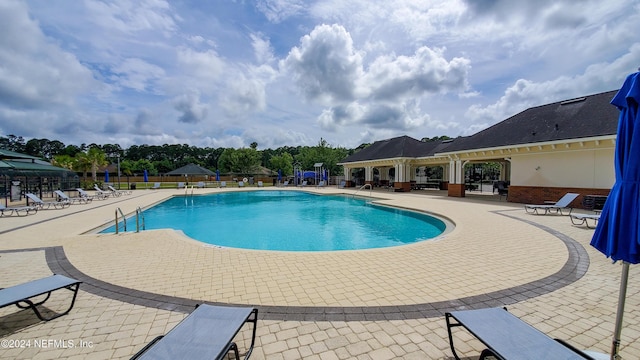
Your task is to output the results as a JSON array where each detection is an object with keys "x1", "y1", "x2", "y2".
[
  {"x1": 445, "y1": 307, "x2": 599, "y2": 360},
  {"x1": 570, "y1": 213, "x2": 601, "y2": 228},
  {"x1": 0, "y1": 274, "x2": 81, "y2": 321},
  {"x1": 131, "y1": 303, "x2": 258, "y2": 360},
  {"x1": 524, "y1": 192, "x2": 579, "y2": 215}
]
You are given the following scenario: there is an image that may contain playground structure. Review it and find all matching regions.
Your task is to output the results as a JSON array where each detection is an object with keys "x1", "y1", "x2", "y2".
[{"x1": 293, "y1": 163, "x2": 330, "y2": 186}]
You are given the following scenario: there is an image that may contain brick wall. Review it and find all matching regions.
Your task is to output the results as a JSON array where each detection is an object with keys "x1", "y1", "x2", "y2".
[{"x1": 508, "y1": 186, "x2": 610, "y2": 209}]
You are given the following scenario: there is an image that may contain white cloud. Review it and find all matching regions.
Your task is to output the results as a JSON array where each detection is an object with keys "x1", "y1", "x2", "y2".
[
  {"x1": 111, "y1": 58, "x2": 165, "y2": 92},
  {"x1": 172, "y1": 91, "x2": 208, "y2": 124}
]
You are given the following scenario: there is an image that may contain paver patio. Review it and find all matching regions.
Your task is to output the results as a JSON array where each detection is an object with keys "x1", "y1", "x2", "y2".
[{"x1": 0, "y1": 187, "x2": 638, "y2": 359}]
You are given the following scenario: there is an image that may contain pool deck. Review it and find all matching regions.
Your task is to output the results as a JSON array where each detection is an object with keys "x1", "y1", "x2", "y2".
[{"x1": 0, "y1": 186, "x2": 638, "y2": 359}]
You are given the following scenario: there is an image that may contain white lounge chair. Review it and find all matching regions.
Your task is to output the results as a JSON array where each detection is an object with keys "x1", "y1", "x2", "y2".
[
  {"x1": 197, "y1": 181, "x2": 205, "y2": 188},
  {"x1": 219, "y1": 181, "x2": 227, "y2": 188},
  {"x1": 257, "y1": 181, "x2": 263, "y2": 187},
  {"x1": 26, "y1": 193, "x2": 70, "y2": 210},
  {"x1": 54, "y1": 190, "x2": 92, "y2": 204},
  {"x1": 0, "y1": 203, "x2": 38, "y2": 217},
  {"x1": 238, "y1": 181, "x2": 245, "y2": 187},
  {"x1": 524, "y1": 193, "x2": 579, "y2": 215},
  {"x1": 177, "y1": 182, "x2": 185, "y2": 189},
  {"x1": 108, "y1": 185, "x2": 132, "y2": 195},
  {"x1": 93, "y1": 185, "x2": 114, "y2": 198},
  {"x1": 77, "y1": 188, "x2": 108, "y2": 200},
  {"x1": 151, "y1": 182, "x2": 161, "y2": 190}
]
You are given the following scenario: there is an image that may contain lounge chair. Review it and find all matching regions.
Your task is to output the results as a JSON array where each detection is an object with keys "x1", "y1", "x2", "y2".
[
  {"x1": 77, "y1": 188, "x2": 108, "y2": 200},
  {"x1": 316, "y1": 180, "x2": 325, "y2": 188},
  {"x1": 26, "y1": 193, "x2": 70, "y2": 210},
  {"x1": 131, "y1": 304, "x2": 258, "y2": 360},
  {"x1": 446, "y1": 307, "x2": 604, "y2": 360},
  {"x1": 54, "y1": 190, "x2": 92, "y2": 204},
  {"x1": 257, "y1": 181, "x2": 263, "y2": 187},
  {"x1": 338, "y1": 180, "x2": 346, "y2": 188},
  {"x1": 220, "y1": 181, "x2": 227, "y2": 188},
  {"x1": 151, "y1": 182, "x2": 161, "y2": 190},
  {"x1": 570, "y1": 213, "x2": 601, "y2": 228},
  {"x1": 177, "y1": 182, "x2": 185, "y2": 189},
  {"x1": 108, "y1": 185, "x2": 132, "y2": 195},
  {"x1": 93, "y1": 185, "x2": 114, "y2": 198},
  {"x1": 524, "y1": 193, "x2": 579, "y2": 215},
  {"x1": 0, "y1": 203, "x2": 38, "y2": 217},
  {"x1": 238, "y1": 181, "x2": 245, "y2": 187},
  {"x1": 197, "y1": 181, "x2": 205, "y2": 188},
  {"x1": 0, "y1": 274, "x2": 81, "y2": 321}
]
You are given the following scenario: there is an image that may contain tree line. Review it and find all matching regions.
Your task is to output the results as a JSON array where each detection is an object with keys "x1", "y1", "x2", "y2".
[{"x1": 0, "y1": 135, "x2": 355, "y2": 181}]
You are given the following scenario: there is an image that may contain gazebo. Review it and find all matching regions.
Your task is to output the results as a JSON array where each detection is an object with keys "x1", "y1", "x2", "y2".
[{"x1": 166, "y1": 163, "x2": 216, "y2": 185}]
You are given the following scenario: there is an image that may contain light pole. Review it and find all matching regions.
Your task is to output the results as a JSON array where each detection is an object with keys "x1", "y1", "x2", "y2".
[{"x1": 117, "y1": 154, "x2": 121, "y2": 190}]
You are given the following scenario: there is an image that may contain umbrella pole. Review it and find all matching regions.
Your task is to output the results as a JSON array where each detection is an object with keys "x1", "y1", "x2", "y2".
[{"x1": 611, "y1": 261, "x2": 630, "y2": 360}]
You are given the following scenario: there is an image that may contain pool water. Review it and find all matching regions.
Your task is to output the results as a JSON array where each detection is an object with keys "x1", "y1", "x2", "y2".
[{"x1": 102, "y1": 191, "x2": 447, "y2": 251}]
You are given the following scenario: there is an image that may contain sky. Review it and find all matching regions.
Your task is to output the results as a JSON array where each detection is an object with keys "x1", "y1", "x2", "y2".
[{"x1": 1, "y1": 0, "x2": 639, "y2": 150}]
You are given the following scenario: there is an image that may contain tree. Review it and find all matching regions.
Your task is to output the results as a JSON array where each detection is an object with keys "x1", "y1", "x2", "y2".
[
  {"x1": 269, "y1": 152, "x2": 294, "y2": 175},
  {"x1": 85, "y1": 147, "x2": 108, "y2": 182},
  {"x1": 52, "y1": 154, "x2": 75, "y2": 170},
  {"x1": 218, "y1": 148, "x2": 261, "y2": 175},
  {"x1": 0, "y1": 135, "x2": 26, "y2": 153}
]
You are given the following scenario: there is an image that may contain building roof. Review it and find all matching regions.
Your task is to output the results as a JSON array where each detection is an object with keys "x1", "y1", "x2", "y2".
[
  {"x1": 340, "y1": 135, "x2": 443, "y2": 163},
  {"x1": 441, "y1": 90, "x2": 619, "y2": 152},
  {"x1": 166, "y1": 163, "x2": 216, "y2": 176},
  {"x1": 341, "y1": 90, "x2": 619, "y2": 164}
]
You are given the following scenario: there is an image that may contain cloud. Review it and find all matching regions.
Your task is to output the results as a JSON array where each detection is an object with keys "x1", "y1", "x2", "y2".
[
  {"x1": 111, "y1": 58, "x2": 166, "y2": 93},
  {"x1": 0, "y1": 0, "x2": 96, "y2": 109},
  {"x1": 256, "y1": 0, "x2": 307, "y2": 23},
  {"x1": 364, "y1": 47, "x2": 470, "y2": 101},
  {"x1": 281, "y1": 24, "x2": 363, "y2": 104},
  {"x1": 84, "y1": 0, "x2": 177, "y2": 35},
  {"x1": 173, "y1": 92, "x2": 208, "y2": 124}
]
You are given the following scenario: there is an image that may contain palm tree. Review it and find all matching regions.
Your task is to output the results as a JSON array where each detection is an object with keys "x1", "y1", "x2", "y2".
[
  {"x1": 74, "y1": 152, "x2": 91, "y2": 184},
  {"x1": 85, "y1": 147, "x2": 108, "y2": 182}
]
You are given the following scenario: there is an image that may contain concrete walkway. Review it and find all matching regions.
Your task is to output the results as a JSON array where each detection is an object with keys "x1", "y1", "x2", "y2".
[{"x1": 0, "y1": 187, "x2": 638, "y2": 359}]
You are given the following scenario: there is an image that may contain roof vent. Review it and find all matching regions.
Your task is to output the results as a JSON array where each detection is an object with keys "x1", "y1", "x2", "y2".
[{"x1": 560, "y1": 97, "x2": 586, "y2": 105}]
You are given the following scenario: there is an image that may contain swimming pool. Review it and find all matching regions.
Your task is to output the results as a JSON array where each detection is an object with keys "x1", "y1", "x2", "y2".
[{"x1": 102, "y1": 190, "x2": 448, "y2": 251}]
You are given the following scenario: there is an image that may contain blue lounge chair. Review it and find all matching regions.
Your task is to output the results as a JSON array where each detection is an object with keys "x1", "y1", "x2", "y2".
[
  {"x1": 0, "y1": 203, "x2": 38, "y2": 217},
  {"x1": 0, "y1": 274, "x2": 81, "y2": 321},
  {"x1": 55, "y1": 190, "x2": 92, "y2": 204},
  {"x1": 26, "y1": 193, "x2": 70, "y2": 210},
  {"x1": 131, "y1": 304, "x2": 258, "y2": 360},
  {"x1": 524, "y1": 193, "x2": 579, "y2": 215}
]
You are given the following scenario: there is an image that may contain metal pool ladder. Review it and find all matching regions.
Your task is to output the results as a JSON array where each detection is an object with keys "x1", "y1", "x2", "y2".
[
  {"x1": 114, "y1": 207, "x2": 146, "y2": 234},
  {"x1": 353, "y1": 184, "x2": 372, "y2": 198}
]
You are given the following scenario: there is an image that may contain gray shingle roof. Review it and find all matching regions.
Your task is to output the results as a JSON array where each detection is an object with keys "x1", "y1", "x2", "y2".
[
  {"x1": 341, "y1": 90, "x2": 619, "y2": 164},
  {"x1": 441, "y1": 90, "x2": 619, "y2": 152}
]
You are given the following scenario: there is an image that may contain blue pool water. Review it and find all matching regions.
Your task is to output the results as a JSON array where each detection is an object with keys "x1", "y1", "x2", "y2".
[{"x1": 102, "y1": 191, "x2": 447, "y2": 251}]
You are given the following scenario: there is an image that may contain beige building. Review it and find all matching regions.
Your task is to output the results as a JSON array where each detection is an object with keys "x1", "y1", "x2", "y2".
[{"x1": 339, "y1": 90, "x2": 618, "y2": 206}]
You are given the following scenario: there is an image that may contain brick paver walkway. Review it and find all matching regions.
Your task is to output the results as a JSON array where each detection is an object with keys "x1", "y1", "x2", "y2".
[{"x1": 1, "y1": 187, "x2": 638, "y2": 359}]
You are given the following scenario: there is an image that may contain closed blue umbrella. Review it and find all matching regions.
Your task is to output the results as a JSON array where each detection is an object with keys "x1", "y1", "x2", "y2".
[
  {"x1": 278, "y1": 169, "x2": 282, "y2": 182},
  {"x1": 216, "y1": 169, "x2": 220, "y2": 181},
  {"x1": 590, "y1": 71, "x2": 640, "y2": 359},
  {"x1": 104, "y1": 169, "x2": 109, "y2": 183},
  {"x1": 143, "y1": 169, "x2": 148, "y2": 183}
]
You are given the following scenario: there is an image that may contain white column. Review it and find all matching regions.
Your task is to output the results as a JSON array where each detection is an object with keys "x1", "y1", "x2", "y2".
[{"x1": 343, "y1": 167, "x2": 351, "y2": 181}]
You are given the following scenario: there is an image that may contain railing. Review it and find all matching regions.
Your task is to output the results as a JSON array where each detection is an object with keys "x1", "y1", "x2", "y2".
[
  {"x1": 135, "y1": 207, "x2": 145, "y2": 233},
  {"x1": 115, "y1": 207, "x2": 126, "y2": 234},
  {"x1": 353, "y1": 184, "x2": 372, "y2": 198}
]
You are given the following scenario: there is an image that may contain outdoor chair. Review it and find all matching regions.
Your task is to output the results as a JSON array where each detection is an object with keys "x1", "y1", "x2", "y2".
[
  {"x1": 446, "y1": 307, "x2": 605, "y2": 360},
  {"x1": 108, "y1": 185, "x2": 132, "y2": 195},
  {"x1": 131, "y1": 304, "x2": 258, "y2": 360},
  {"x1": 25, "y1": 193, "x2": 70, "y2": 210},
  {"x1": 257, "y1": 181, "x2": 263, "y2": 187},
  {"x1": 524, "y1": 192, "x2": 579, "y2": 215},
  {"x1": 197, "y1": 181, "x2": 205, "y2": 188},
  {"x1": 93, "y1": 185, "x2": 115, "y2": 198},
  {"x1": 54, "y1": 190, "x2": 92, "y2": 204},
  {"x1": 238, "y1": 181, "x2": 245, "y2": 187},
  {"x1": 0, "y1": 203, "x2": 38, "y2": 217},
  {"x1": 151, "y1": 182, "x2": 161, "y2": 190},
  {"x1": 220, "y1": 181, "x2": 227, "y2": 188},
  {"x1": 177, "y1": 182, "x2": 185, "y2": 189},
  {"x1": 570, "y1": 213, "x2": 601, "y2": 228},
  {"x1": 0, "y1": 274, "x2": 81, "y2": 321},
  {"x1": 77, "y1": 188, "x2": 108, "y2": 200}
]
